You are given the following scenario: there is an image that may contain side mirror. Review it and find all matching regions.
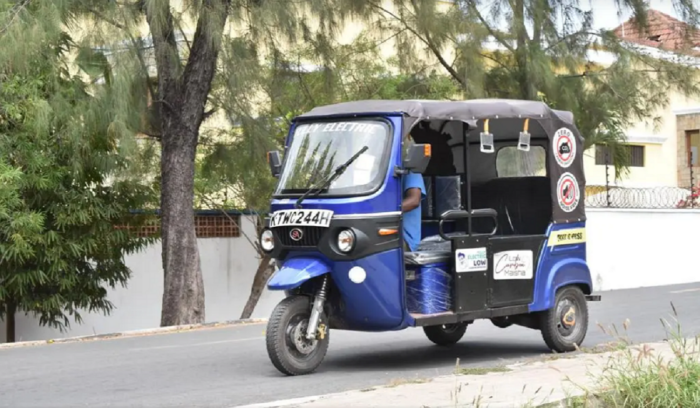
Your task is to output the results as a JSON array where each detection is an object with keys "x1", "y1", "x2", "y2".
[
  {"x1": 267, "y1": 151, "x2": 282, "y2": 177},
  {"x1": 403, "y1": 144, "x2": 431, "y2": 174}
]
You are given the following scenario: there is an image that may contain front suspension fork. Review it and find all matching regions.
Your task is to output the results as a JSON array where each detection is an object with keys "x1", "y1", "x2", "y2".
[{"x1": 306, "y1": 275, "x2": 329, "y2": 340}]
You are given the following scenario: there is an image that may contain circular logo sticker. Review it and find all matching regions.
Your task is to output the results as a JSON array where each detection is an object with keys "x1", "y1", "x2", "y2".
[
  {"x1": 289, "y1": 228, "x2": 304, "y2": 241},
  {"x1": 553, "y1": 128, "x2": 576, "y2": 168},
  {"x1": 556, "y1": 173, "x2": 580, "y2": 213}
]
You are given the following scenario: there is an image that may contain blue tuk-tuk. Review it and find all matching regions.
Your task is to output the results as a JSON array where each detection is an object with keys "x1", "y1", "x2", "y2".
[{"x1": 260, "y1": 99, "x2": 601, "y2": 376}]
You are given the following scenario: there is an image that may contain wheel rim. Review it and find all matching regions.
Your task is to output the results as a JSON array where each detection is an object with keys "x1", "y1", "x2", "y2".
[
  {"x1": 555, "y1": 296, "x2": 583, "y2": 340},
  {"x1": 284, "y1": 314, "x2": 320, "y2": 359}
]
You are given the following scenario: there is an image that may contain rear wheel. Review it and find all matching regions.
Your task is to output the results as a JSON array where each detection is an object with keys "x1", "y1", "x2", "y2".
[
  {"x1": 539, "y1": 286, "x2": 588, "y2": 353},
  {"x1": 423, "y1": 323, "x2": 468, "y2": 346},
  {"x1": 265, "y1": 295, "x2": 329, "y2": 376},
  {"x1": 491, "y1": 316, "x2": 513, "y2": 329}
]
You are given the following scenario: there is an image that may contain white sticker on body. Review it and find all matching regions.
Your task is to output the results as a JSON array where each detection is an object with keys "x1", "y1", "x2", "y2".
[
  {"x1": 493, "y1": 250, "x2": 533, "y2": 280},
  {"x1": 556, "y1": 172, "x2": 580, "y2": 213},
  {"x1": 455, "y1": 247, "x2": 488, "y2": 272},
  {"x1": 553, "y1": 127, "x2": 576, "y2": 168}
]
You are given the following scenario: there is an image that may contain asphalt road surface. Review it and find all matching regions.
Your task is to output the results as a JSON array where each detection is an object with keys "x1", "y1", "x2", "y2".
[{"x1": 2, "y1": 283, "x2": 700, "y2": 408}]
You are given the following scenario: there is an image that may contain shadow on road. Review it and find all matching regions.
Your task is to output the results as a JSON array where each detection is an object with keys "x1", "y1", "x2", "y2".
[{"x1": 324, "y1": 341, "x2": 550, "y2": 372}]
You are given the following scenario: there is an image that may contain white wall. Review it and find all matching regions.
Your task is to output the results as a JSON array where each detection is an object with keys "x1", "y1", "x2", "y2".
[
  {"x1": 586, "y1": 208, "x2": 700, "y2": 291},
  {"x1": 2, "y1": 209, "x2": 700, "y2": 343},
  {"x1": 0, "y1": 216, "x2": 284, "y2": 343}
]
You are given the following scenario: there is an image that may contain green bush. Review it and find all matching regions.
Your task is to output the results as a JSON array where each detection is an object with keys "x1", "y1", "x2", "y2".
[{"x1": 570, "y1": 303, "x2": 700, "y2": 408}]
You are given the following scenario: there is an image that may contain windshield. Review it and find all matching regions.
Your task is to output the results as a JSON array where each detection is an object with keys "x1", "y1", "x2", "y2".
[{"x1": 275, "y1": 119, "x2": 392, "y2": 196}]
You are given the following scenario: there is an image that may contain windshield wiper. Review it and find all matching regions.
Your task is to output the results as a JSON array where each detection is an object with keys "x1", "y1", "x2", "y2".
[{"x1": 295, "y1": 146, "x2": 369, "y2": 209}]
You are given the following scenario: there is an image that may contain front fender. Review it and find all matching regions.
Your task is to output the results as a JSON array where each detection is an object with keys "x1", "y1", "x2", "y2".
[
  {"x1": 267, "y1": 257, "x2": 331, "y2": 291},
  {"x1": 531, "y1": 258, "x2": 592, "y2": 312}
]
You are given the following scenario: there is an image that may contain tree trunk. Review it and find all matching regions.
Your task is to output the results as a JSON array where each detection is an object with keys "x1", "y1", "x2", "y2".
[
  {"x1": 159, "y1": 126, "x2": 205, "y2": 326},
  {"x1": 146, "y1": 0, "x2": 230, "y2": 327},
  {"x1": 5, "y1": 302, "x2": 16, "y2": 343},
  {"x1": 239, "y1": 255, "x2": 274, "y2": 319}
]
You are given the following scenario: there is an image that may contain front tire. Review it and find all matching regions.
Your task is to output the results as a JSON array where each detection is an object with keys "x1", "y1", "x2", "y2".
[
  {"x1": 539, "y1": 286, "x2": 588, "y2": 353},
  {"x1": 423, "y1": 323, "x2": 468, "y2": 346},
  {"x1": 265, "y1": 295, "x2": 330, "y2": 376}
]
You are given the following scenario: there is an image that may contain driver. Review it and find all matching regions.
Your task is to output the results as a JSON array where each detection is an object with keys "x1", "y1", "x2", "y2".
[{"x1": 401, "y1": 134, "x2": 426, "y2": 253}]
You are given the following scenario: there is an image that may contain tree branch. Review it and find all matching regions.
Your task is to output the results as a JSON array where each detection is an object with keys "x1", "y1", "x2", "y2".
[
  {"x1": 181, "y1": 0, "x2": 231, "y2": 134},
  {"x1": 202, "y1": 109, "x2": 216, "y2": 121},
  {"x1": 174, "y1": 15, "x2": 192, "y2": 54},
  {"x1": 478, "y1": 51, "x2": 513, "y2": 72},
  {"x1": 371, "y1": 2, "x2": 465, "y2": 86},
  {"x1": 544, "y1": 31, "x2": 601, "y2": 52},
  {"x1": 0, "y1": 0, "x2": 30, "y2": 36},
  {"x1": 145, "y1": 0, "x2": 183, "y2": 119},
  {"x1": 465, "y1": 1, "x2": 516, "y2": 53},
  {"x1": 86, "y1": 7, "x2": 127, "y2": 30}
]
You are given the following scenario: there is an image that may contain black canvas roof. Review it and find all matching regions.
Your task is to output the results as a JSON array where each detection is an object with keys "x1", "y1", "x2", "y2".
[
  {"x1": 294, "y1": 98, "x2": 587, "y2": 223},
  {"x1": 295, "y1": 99, "x2": 576, "y2": 126}
]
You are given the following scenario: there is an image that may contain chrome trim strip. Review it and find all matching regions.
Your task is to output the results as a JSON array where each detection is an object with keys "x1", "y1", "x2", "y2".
[{"x1": 333, "y1": 211, "x2": 401, "y2": 220}]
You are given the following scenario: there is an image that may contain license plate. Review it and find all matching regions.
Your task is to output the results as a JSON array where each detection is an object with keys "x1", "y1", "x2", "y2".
[{"x1": 269, "y1": 209, "x2": 334, "y2": 228}]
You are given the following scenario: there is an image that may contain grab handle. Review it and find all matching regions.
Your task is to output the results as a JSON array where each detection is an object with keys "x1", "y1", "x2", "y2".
[{"x1": 438, "y1": 209, "x2": 498, "y2": 240}]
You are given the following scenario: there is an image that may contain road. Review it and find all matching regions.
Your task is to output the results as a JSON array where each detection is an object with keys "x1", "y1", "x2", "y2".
[{"x1": 2, "y1": 283, "x2": 700, "y2": 408}]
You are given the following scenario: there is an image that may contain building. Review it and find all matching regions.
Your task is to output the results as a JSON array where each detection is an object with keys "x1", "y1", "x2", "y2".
[{"x1": 583, "y1": 10, "x2": 700, "y2": 189}]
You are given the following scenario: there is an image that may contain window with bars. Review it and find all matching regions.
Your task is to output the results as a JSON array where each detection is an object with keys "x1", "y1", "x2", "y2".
[{"x1": 595, "y1": 145, "x2": 645, "y2": 167}]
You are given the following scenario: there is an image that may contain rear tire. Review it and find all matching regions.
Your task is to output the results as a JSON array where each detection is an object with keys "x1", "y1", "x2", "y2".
[
  {"x1": 491, "y1": 316, "x2": 513, "y2": 329},
  {"x1": 539, "y1": 286, "x2": 588, "y2": 353},
  {"x1": 265, "y1": 295, "x2": 330, "y2": 376},
  {"x1": 423, "y1": 323, "x2": 468, "y2": 346}
]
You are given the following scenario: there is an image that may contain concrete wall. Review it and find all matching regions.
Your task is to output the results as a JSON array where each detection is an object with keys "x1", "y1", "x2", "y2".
[
  {"x1": 586, "y1": 208, "x2": 700, "y2": 291},
  {"x1": 3, "y1": 209, "x2": 700, "y2": 343},
  {"x1": 0, "y1": 216, "x2": 284, "y2": 343}
]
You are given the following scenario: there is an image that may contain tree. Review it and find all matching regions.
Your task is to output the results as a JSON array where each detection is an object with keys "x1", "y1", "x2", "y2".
[
  {"x1": 32, "y1": 0, "x2": 380, "y2": 326},
  {"x1": 364, "y1": 0, "x2": 700, "y2": 176},
  {"x1": 0, "y1": 7, "x2": 157, "y2": 342},
  {"x1": 196, "y1": 35, "x2": 460, "y2": 318}
]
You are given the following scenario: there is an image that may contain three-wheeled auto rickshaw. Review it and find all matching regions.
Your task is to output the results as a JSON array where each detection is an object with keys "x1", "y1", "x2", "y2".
[{"x1": 260, "y1": 99, "x2": 601, "y2": 376}]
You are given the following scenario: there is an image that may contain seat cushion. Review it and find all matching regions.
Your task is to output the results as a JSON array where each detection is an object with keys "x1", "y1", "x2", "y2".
[
  {"x1": 416, "y1": 233, "x2": 460, "y2": 252},
  {"x1": 404, "y1": 250, "x2": 450, "y2": 266}
]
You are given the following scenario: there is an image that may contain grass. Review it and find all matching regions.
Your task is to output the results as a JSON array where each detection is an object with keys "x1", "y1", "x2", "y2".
[
  {"x1": 454, "y1": 365, "x2": 511, "y2": 376},
  {"x1": 376, "y1": 303, "x2": 699, "y2": 408},
  {"x1": 545, "y1": 302, "x2": 700, "y2": 408},
  {"x1": 385, "y1": 377, "x2": 432, "y2": 388}
]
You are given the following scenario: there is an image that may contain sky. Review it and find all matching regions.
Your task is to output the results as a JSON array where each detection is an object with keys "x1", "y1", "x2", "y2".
[
  {"x1": 477, "y1": 0, "x2": 688, "y2": 42},
  {"x1": 588, "y1": 0, "x2": 680, "y2": 30}
]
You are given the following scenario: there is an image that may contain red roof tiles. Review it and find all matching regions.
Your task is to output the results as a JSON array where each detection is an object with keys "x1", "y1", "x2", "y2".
[{"x1": 612, "y1": 9, "x2": 700, "y2": 56}]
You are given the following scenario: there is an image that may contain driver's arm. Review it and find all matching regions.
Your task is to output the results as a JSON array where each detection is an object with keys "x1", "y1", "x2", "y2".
[{"x1": 402, "y1": 188, "x2": 422, "y2": 212}]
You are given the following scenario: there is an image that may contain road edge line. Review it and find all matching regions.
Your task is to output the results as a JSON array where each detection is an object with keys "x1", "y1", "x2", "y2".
[{"x1": 0, "y1": 318, "x2": 269, "y2": 349}]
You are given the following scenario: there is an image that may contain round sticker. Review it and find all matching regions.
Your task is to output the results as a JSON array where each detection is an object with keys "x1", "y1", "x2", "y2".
[
  {"x1": 553, "y1": 128, "x2": 576, "y2": 168},
  {"x1": 557, "y1": 172, "x2": 580, "y2": 213}
]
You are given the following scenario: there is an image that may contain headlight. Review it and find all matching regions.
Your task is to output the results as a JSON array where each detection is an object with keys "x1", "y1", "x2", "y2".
[
  {"x1": 260, "y1": 229, "x2": 275, "y2": 252},
  {"x1": 337, "y1": 229, "x2": 355, "y2": 253}
]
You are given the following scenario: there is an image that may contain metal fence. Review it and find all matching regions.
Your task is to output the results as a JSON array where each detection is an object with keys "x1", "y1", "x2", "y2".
[
  {"x1": 585, "y1": 185, "x2": 699, "y2": 209},
  {"x1": 585, "y1": 163, "x2": 698, "y2": 209}
]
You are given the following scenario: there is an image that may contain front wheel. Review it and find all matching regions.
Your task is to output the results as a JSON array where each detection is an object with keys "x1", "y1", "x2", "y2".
[
  {"x1": 265, "y1": 295, "x2": 330, "y2": 376},
  {"x1": 539, "y1": 286, "x2": 588, "y2": 353},
  {"x1": 423, "y1": 323, "x2": 468, "y2": 346}
]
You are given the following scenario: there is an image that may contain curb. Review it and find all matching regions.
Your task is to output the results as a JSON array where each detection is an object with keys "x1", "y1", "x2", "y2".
[
  {"x1": 234, "y1": 396, "x2": 324, "y2": 408},
  {"x1": 0, "y1": 318, "x2": 268, "y2": 350}
]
